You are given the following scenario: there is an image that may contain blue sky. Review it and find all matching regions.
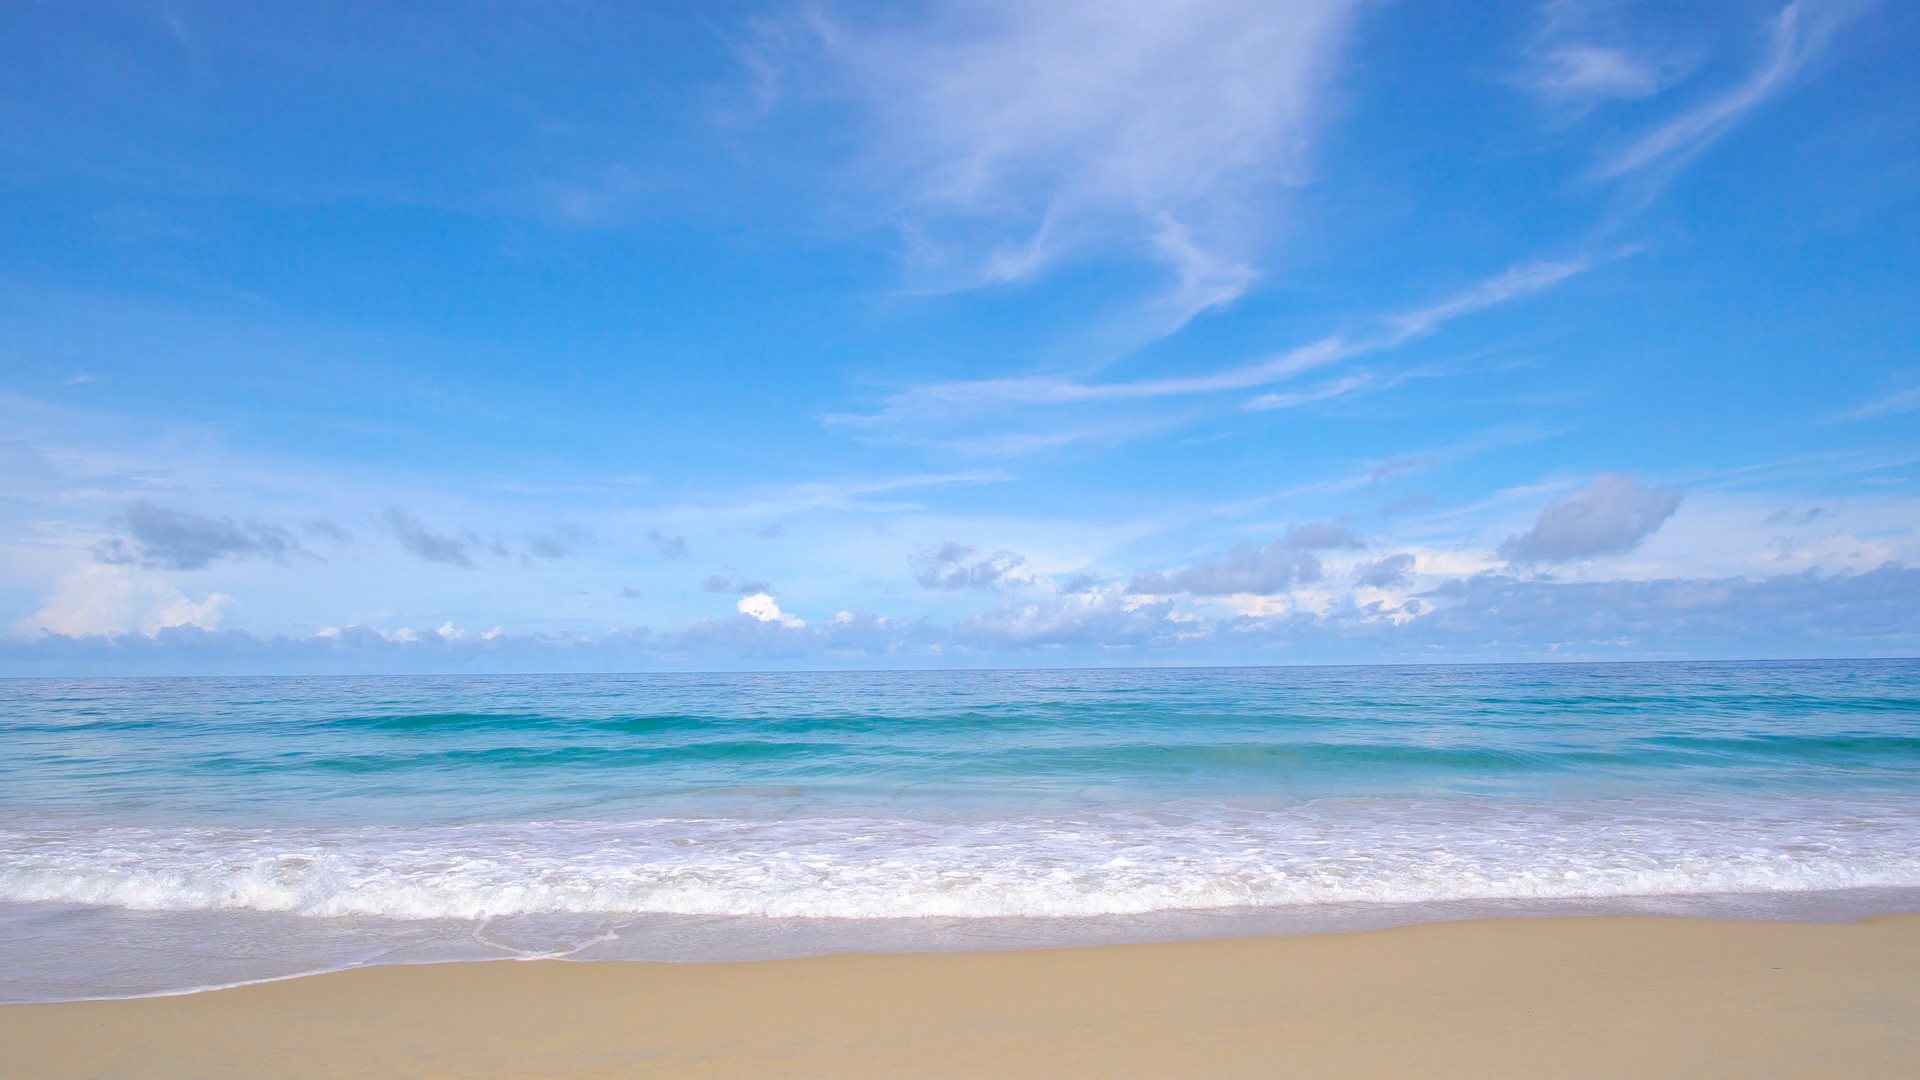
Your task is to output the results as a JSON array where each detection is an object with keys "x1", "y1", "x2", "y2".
[{"x1": 2, "y1": 0, "x2": 1917, "y2": 674}]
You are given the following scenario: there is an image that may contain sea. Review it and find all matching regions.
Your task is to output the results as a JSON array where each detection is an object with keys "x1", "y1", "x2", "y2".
[{"x1": 2, "y1": 660, "x2": 1917, "y2": 1003}]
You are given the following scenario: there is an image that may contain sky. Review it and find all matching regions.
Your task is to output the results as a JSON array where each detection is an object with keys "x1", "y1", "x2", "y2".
[{"x1": 1, "y1": 0, "x2": 1917, "y2": 675}]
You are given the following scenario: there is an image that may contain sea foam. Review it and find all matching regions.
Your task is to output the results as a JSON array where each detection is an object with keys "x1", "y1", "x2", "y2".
[{"x1": 7, "y1": 797, "x2": 1919, "y2": 920}]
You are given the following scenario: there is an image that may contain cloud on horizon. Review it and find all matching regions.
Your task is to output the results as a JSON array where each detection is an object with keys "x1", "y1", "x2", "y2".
[{"x1": 9, "y1": 562, "x2": 1913, "y2": 674}]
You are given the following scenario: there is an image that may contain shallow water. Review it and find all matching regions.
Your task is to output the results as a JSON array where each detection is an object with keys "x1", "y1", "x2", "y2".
[{"x1": 3, "y1": 660, "x2": 1917, "y2": 1001}]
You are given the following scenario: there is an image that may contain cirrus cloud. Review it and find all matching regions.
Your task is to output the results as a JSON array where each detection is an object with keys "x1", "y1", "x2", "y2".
[{"x1": 753, "y1": 0, "x2": 1361, "y2": 332}]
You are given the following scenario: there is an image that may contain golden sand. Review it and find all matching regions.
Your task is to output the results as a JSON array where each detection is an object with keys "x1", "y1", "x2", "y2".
[{"x1": 4, "y1": 914, "x2": 1917, "y2": 1078}]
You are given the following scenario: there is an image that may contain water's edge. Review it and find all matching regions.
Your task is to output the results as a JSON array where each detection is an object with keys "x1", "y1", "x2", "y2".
[{"x1": 9, "y1": 886, "x2": 1920, "y2": 1005}]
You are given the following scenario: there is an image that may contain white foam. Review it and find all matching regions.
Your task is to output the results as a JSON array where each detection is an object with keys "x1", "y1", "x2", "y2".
[{"x1": 7, "y1": 797, "x2": 1920, "y2": 920}]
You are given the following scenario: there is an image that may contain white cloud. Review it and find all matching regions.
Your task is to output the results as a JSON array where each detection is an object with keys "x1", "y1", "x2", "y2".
[
  {"x1": 18, "y1": 565, "x2": 232, "y2": 637},
  {"x1": 144, "y1": 591, "x2": 232, "y2": 635},
  {"x1": 737, "y1": 591, "x2": 805, "y2": 628}
]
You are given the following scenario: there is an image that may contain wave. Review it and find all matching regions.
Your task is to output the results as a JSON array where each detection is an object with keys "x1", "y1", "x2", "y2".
[
  {"x1": 150, "y1": 730, "x2": 1920, "y2": 780},
  {"x1": 7, "y1": 798, "x2": 1919, "y2": 921},
  {"x1": 182, "y1": 739, "x2": 863, "y2": 776},
  {"x1": 1638, "y1": 733, "x2": 1920, "y2": 760}
]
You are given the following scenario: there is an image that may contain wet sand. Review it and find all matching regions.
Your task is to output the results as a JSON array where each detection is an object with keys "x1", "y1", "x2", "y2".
[{"x1": 4, "y1": 914, "x2": 1917, "y2": 1078}]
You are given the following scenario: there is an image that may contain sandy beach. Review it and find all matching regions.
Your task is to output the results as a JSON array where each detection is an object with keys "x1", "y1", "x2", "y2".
[{"x1": 4, "y1": 913, "x2": 1917, "y2": 1078}]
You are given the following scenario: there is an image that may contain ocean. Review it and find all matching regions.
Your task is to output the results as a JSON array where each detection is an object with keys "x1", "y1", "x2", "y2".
[{"x1": 3, "y1": 660, "x2": 1917, "y2": 1002}]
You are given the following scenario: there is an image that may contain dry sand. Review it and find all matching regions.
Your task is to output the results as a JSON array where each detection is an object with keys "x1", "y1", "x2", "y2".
[{"x1": 4, "y1": 914, "x2": 1918, "y2": 1078}]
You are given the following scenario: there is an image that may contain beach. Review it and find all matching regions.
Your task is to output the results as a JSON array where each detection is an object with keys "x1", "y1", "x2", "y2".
[
  {"x1": 7, "y1": 0, "x2": 1918, "y2": 1071},
  {"x1": 5, "y1": 913, "x2": 1918, "y2": 1078}
]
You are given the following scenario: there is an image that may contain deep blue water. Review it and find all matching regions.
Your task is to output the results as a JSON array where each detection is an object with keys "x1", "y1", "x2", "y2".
[{"x1": 2, "y1": 660, "x2": 1917, "y2": 1000}]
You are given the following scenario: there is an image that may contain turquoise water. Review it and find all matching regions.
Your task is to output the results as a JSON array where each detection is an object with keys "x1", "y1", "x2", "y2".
[{"x1": 3, "y1": 660, "x2": 1918, "y2": 1000}]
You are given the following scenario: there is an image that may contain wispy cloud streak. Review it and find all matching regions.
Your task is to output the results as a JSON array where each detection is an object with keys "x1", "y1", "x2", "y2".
[
  {"x1": 1594, "y1": 0, "x2": 1860, "y2": 180},
  {"x1": 1517, "y1": 0, "x2": 1686, "y2": 110},
  {"x1": 756, "y1": 0, "x2": 1359, "y2": 328},
  {"x1": 831, "y1": 256, "x2": 1590, "y2": 427},
  {"x1": 1828, "y1": 384, "x2": 1920, "y2": 423}
]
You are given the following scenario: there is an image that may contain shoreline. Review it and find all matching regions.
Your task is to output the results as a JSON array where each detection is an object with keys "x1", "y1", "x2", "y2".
[
  {"x1": 12, "y1": 884, "x2": 1920, "y2": 1006},
  {"x1": 6, "y1": 913, "x2": 1918, "y2": 1077}
]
